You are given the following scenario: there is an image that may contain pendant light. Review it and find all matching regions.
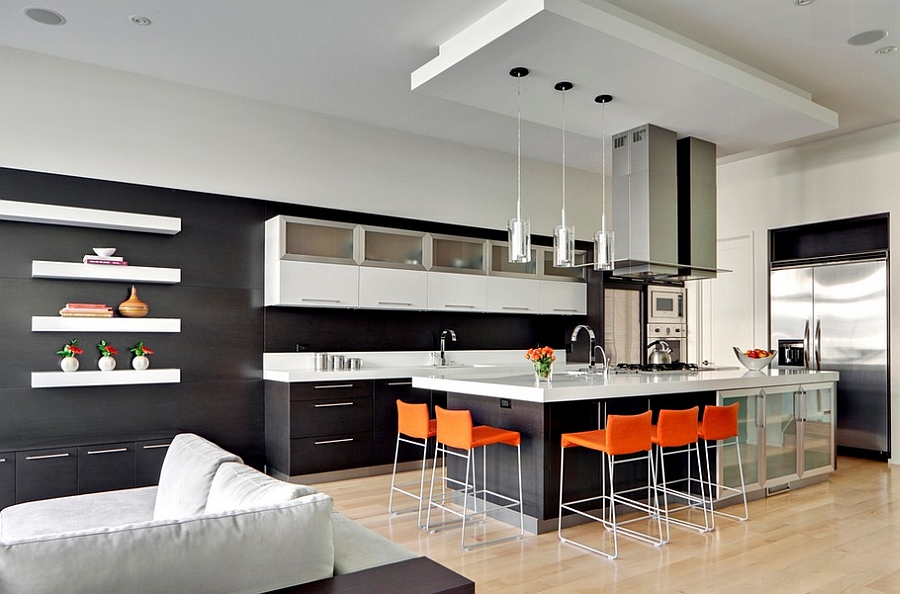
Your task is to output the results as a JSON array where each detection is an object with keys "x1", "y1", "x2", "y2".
[
  {"x1": 508, "y1": 67, "x2": 531, "y2": 264},
  {"x1": 553, "y1": 81, "x2": 575, "y2": 268},
  {"x1": 593, "y1": 94, "x2": 615, "y2": 271}
]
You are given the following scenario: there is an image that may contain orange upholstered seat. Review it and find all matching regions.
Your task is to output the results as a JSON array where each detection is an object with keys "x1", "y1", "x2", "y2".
[
  {"x1": 427, "y1": 406, "x2": 524, "y2": 550},
  {"x1": 698, "y1": 402, "x2": 739, "y2": 442},
  {"x1": 697, "y1": 402, "x2": 748, "y2": 527},
  {"x1": 389, "y1": 400, "x2": 437, "y2": 526},
  {"x1": 397, "y1": 400, "x2": 436, "y2": 440}
]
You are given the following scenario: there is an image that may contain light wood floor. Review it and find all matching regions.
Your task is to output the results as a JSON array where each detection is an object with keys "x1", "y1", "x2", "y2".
[{"x1": 314, "y1": 457, "x2": 900, "y2": 593}]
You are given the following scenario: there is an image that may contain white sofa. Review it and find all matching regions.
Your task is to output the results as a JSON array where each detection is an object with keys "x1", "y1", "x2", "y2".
[{"x1": 0, "y1": 433, "x2": 414, "y2": 594}]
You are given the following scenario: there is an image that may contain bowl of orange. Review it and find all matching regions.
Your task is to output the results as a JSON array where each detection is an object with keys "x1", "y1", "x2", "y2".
[{"x1": 733, "y1": 346, "x2": 775, "y2": 371}]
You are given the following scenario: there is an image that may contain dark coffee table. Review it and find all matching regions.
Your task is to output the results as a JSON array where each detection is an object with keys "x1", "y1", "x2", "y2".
[{"x1": 266, "y1": 556, "x2": 474, "y2": 594}]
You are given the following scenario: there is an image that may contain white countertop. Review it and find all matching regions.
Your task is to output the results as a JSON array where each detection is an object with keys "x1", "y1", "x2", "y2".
[{"x1": 410, "y1": 366, "x2": 839, "y2": 403}]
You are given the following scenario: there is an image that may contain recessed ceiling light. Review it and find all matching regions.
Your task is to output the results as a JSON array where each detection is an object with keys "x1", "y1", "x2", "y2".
[
  {"x1": 794, "y1": 0, "x2": 814, "y2": 6},
  {"x1": 129, "y1": 15, "x2": 151, "y2": 26},
  {"x1": 848, "y1": 30, "x2": 889, "y2": 46},
  {"x1": 23, "y1": 7, "x2": 66, "y2": 25},
  {"x1": 876, "y1": 45, "x2": 898, "y2": 55}
]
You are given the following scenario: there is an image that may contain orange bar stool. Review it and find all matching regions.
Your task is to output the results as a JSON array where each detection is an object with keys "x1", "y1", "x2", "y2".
[
  {"x1": 652, "y1": 406, "x2": 710, "y2": 540},
  {"x1": 388, "y1": 400, "x2": 436, "y2": 527},
  {"x1": 558, "y1": 410, "x2": 664, "y2": 560},
  {"x1": 698, "y1": 402, "x2": 749, "y2": 527},
  {"x1": 426, "y1": 406, "x2": 524, "y2": 550}
]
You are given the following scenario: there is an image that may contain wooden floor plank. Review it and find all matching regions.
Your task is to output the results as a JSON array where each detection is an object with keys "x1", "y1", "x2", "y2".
[{"x1": 313, "y1": 457, "x2": 900, "y2": 593}]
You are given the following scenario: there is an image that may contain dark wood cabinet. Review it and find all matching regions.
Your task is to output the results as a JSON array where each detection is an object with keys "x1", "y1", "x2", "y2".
[
  {"x1": 134, "y1": 438, "x2": 173, "y2": 487},
  {"x1": 0, "y1": 453, "x2": 15, "y2": 510},
  {"x1": 266, "y1": 380, "x2": 375, "y2": 478},
  {"x1": 77, "y1": 442, "x2": 135, "y2": 494},
  {"x1": 372, "y1": 380, "x2": 431, "y2": 466},
  {"x1": 16, "y1": 447, "x2": 78, "y2": 504}
]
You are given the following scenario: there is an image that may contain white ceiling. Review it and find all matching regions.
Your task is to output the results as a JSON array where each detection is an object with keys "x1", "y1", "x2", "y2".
[{"x1": 0, "y1": 0, "x2": 897, "y2": 171}]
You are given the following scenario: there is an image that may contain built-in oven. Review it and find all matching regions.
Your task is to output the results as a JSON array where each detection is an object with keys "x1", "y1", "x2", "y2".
[
  {"x1": 647, "y1": 323, "x2": 685, "y2": 363},
  {"x1": 647, "y1": 286, "x2": 685, "y2": 324}
]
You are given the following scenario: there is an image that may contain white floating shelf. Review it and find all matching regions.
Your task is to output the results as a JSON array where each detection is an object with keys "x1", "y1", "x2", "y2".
[
  {"x1": 31, "y1": 368, "x2": 181, "y2": 389},
  {"x1": 0, "y1": 200, "x2": 181, "y2": 235},
  {"x1": 32, "y1": 261, "x2": 181, "y2": 284},
  {"x1": 32, "y1": 317, "x2": 181, "y2": 333}
]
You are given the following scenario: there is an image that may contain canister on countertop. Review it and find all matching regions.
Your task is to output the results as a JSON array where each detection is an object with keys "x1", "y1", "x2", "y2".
[
  {"x1": 330, "y1": 355, "x2": 344, "y2": 371},
  {"x1": 348, "y1": 357, "x2": 362, "y2": 371},
  {"x1": 315, "y1": 353, "x2": 329, "y2": 371}
]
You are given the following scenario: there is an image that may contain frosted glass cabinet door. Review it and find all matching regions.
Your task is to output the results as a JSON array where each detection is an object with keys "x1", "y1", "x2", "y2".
[
  {"x1": 717, "y1": 390, "x2": 762, "y2": 497},
  {"x1": 763, "y1": 387, "x2": 800, "y2": 487},
  {"x1": 801, "y1": 383, "x2": 835, "y2": 477}
]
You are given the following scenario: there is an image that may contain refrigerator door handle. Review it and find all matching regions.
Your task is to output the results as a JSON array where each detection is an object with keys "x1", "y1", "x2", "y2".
[
  {"x1": 803, "y1": 319, "x2": 811, "y2": 370},
  {"x1": 814, "y1": 318, "x2": 822, "y2": 371}
]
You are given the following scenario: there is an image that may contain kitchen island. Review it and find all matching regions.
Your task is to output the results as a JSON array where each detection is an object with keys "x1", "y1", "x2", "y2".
[{"x1": 412, "y1": 366, "x2": 838, "y2": 533}]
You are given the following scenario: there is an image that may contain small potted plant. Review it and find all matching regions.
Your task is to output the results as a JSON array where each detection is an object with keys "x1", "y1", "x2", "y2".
[
  {"x1": 97, "y1": 339, "x2": 119, "y2": 372},
  {"x1": 129, "y1": 341, "x2": 154, "y2": 370},
  {"x1": 526, "y1": 346, "x2": 556, "y2": 385},
  {"x1": 56, "y1": 339, "x2": 83, "y2": 372}
]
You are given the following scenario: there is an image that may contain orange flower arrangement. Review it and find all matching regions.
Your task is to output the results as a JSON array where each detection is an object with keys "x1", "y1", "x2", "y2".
[{"x1": 526, "y1": 346, "x2": 556, "y2": 379}]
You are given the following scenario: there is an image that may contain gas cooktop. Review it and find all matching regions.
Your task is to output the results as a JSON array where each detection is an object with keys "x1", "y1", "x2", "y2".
[{"x1": 615, "y1": 363, "x2": 700, "y2": 374}]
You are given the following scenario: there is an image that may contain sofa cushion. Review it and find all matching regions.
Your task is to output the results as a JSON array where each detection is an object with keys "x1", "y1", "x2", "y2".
[
  {"x1": 0, "y1": 493, "x2": 336, "y2": 594},
  {"x1": 0, "y1": 486, "x2": 157, "y2": 542},
  {"x1": 331, "y1": 512, "x2": 416, "y2": 575},
  {"x1": 153, "y1": 433, "x2": 242, "y2": 520},
  {"x1": 205, "y1": 462, "x2": 317, "y2": 514}
]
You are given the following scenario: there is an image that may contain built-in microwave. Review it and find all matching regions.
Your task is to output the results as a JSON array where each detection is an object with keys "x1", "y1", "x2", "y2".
[{"x1": 647, "y1": 286, "x2": 685, "y2": 324}]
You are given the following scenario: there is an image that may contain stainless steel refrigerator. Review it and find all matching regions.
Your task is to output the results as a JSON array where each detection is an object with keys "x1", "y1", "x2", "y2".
[{"x1": 770, "y1": 259, "x2": 890, "y2": 454}]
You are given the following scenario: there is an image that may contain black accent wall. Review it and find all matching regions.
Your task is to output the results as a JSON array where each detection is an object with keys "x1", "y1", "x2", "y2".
[{"x1": 0, "y1": 167, "x2": 597, "y2": 469}]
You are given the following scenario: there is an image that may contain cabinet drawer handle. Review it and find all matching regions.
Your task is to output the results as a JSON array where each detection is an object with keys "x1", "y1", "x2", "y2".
[
  {"x1": 552, "y1": 308, "x2": 578, "y2": 312},
  {"x1": 87, "y1": 448, "x2": 129, "y2": 455},
  {"x1": 444, "y1": 304, "x2": 476, "y2": 309},
  {"x1": 0, "y1": 459, "x2": 6, "y2": 463},
  {"x1": 142, "y1": 444, "x2": 170, "y2": 450},
  {"x1": 501, "y1": 306, "x2": 531, "y2": 311},
  {"x1": 314, "y1": 438, "x2": 354, "y2": 445},
  {"x1": 314, "y1": 384, "x2": 354, "y2": 389},
  {"x1": 378, "y1": 301, "x2": 413, "y2": 307},
  {"x1": 301, "y1": 298, "x2": 342, "y2": 304},
  {"x1": 314, "y1": 402, "x2": 354, "y2": 408},
  {"x1": 386, "y1": 381, "x2": 413, "y2": 386},
  {"x1": 25, "y1": 453, "x2": 70, "y2": 461}
]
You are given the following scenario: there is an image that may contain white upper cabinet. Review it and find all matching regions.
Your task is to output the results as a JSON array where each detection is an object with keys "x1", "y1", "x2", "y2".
[
  {"x1": 359, "y1": 267, "x2": 427, "y2": 310},
  {"x1": 269, "y1": 260, "x2": 359, "y2": 308},
  {"x1": 540, "y1": 281, "x2": 587, "y2": 315},
  {"x1": 486, "y1": 276, "x2": 541, "y2": 314},
  {"x1": 427, "y1": 272, "x2": 487, "y2": 311}
]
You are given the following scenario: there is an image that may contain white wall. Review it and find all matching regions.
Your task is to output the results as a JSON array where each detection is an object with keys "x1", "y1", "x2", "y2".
[
  {"x1": 0, "y1": 46, "x2": 604, "y2": 239},
  {"x1": 715, "y1": 121, "x2": 900, "y2": 461}
]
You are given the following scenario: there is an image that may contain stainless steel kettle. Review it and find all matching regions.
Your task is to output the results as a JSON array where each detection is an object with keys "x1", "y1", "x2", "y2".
[{"x1": 648, "y1": 340, "x2": 672, "y2": 365}]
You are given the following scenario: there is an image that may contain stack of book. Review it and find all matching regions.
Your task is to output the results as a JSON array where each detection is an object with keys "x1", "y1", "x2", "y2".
[
  {"x1": 59, "y1": 303, "x2": 114, "y2": 318},
  {"x1": 83, "y1": 254, "x2": 128, "y2": 266}
]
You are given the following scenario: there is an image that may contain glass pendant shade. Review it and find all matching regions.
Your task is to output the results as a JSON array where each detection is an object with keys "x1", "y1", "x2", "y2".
[
  {"x1": 508, "y1": 217, "x2": 531, "y2": 263},
  {"x1": 594, "y1": 228, "x2": 615, "y2": 271},
  {"x1": 554, "y1": 223, "x2": 575, "y2": 267}
]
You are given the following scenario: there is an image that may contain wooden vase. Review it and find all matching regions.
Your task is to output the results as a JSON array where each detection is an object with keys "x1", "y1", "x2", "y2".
[{"x1": 118, "y1": 285, "x2": 149, "y2": 318}]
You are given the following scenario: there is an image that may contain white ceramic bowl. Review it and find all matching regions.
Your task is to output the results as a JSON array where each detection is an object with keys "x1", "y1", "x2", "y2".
[
  {"x1": 733, "y1": 346, "x2": 775, "y2": 371},
  {"x1": 92, "y1": 247, "x2": 116, "y2": 257}
]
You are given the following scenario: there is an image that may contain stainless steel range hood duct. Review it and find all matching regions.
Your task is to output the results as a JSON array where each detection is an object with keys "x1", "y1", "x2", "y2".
[{"x1": 610, "y1": 124, "x2": 720, "y2": 281}]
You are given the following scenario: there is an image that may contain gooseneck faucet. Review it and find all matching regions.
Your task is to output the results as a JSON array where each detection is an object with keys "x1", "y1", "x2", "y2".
[
  {"x1": 440, "y1": 328, "x2": 457, "y2": 366},
  {"x1": 570, "y1": 325, "x2": 597, "y2": 371}
]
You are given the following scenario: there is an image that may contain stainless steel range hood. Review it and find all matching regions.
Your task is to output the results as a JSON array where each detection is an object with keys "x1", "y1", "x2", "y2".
[{"x1": 610, "y1": 124, "x2": 720, "y2": 281}]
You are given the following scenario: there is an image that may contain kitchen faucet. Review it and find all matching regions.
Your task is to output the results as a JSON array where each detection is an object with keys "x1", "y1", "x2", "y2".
[
  {"x1": 594, "y1": 344, "x2": 609, "y2": 374},
  {"x1": 570, "y1": 325, "x2": 597, "y2": 372},
  {"x1": 440, "y1": 328, "x2": 457, "y2": 366}
]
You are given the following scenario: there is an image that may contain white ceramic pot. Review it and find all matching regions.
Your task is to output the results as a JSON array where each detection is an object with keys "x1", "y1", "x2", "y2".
[
  {"x1": 60, "y1": 357, "x2": 79, "y2": 373},
  {"x1": 132, "y1": 355, "x2": 150, "y2": 371},
  {"x1": 98, "y1": 356, "x2": 117, "y2": 372}
]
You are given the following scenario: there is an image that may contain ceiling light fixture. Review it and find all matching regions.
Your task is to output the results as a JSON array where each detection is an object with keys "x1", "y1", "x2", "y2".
[
  {"x1": 553, "y1": 81, "x2": 575, "y2": 268},
  {"x1": 508, "y1": 67, "x2": 531, "y2": 264},
  {"x1": 23, "y1": 7, "x2": 66, "y2": 25},
  {"x1": 593, "y1": 94, "x2": 615, "y2": 271},
  {"x1": 130, "y1": 15, "x2": 152, "y2": 26},
  {"x1": 848, "y1": 30, "x2": 888, "y2": 46},
  {"x1": 876, "y1": 45, "x2": 898, "y2": 54}
]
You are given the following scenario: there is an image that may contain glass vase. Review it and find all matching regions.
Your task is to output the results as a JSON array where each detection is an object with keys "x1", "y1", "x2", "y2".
[{"x1": 533, "y1": 361, "x2": 553, "y2": 385}]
